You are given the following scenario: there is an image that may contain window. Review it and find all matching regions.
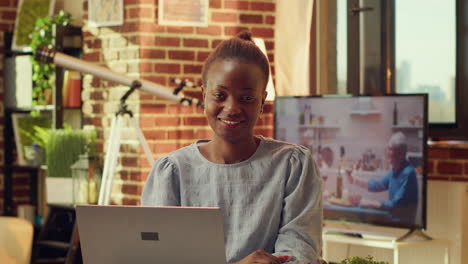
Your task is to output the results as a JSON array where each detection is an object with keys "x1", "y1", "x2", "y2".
[
  {"x1": 318, "y1": 0, "x2": 468, "y2": 139},
  {"x1": 395, "y1": 0, "x2": 456, "y2": 124}
]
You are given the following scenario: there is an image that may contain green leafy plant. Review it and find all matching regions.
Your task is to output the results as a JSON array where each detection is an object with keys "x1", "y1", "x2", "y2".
[
  {"x1": 14, "y1": 114, "x2": 51, "y2": 165},
  {"x1": 29, "y1": 10, "x2": 71, "y2": 106},
  {"x1": 46, "y1": 126, "x2": 97, "y2": 178},
  {"x1": 339, "y1": 256, "x2": 388, "y2": 264},
  {"x1": 19, "y1": 121, "x2": 51, "y2": 150},
  {"x1": 21, "y1": 124, "x2": 97, "y2": 178}
]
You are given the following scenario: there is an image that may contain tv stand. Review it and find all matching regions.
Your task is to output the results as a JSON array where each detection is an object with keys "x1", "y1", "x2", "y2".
[
  {"x1": 323, "y1": 233, "x2": 450, "y2": 264},
  {"x1": 325, "y1": 231, "x2": 363, "y2": 239},
  {"x1": 396, "y1": 228, "x2": 432, "y2": 242}
]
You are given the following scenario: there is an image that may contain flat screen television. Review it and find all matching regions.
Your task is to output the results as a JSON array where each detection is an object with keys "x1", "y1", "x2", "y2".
[{"x1": 274, "y1": 94, "x2": 428, "y2": 231}]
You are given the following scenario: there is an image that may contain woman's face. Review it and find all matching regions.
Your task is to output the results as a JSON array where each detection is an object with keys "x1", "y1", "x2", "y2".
[{"x1": 203, "y1": 59, "x2": 267, "y2": 144}]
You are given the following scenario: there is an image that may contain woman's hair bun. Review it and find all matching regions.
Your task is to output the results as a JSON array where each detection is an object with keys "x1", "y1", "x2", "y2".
[{"x1": 237, "y1": 31, "x2": 253, "y2": 42}]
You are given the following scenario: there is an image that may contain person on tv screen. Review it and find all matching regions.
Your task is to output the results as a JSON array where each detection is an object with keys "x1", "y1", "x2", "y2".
[
  {"x1": 141, "y1": 32, "x2": 323, "y2": 264},
  {"x1": 347, "y1": 132, "x2": 418, "y2": 223}
]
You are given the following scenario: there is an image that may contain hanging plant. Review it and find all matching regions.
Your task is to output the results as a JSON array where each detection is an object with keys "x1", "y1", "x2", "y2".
[{"x1": 29, "y1": 10, "x2": 71, "y2": 106}]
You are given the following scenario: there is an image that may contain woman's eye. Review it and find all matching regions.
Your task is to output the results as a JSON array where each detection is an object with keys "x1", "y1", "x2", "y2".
[
  {"x1": 242, "y1": 95, "x2": 255, "y2": 102},
  {"x1": 213, "y1": 93, "x2": 225, "y2": 99}
]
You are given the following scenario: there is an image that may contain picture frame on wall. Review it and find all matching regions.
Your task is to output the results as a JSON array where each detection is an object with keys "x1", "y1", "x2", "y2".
[
  {"x1": 12, "y1": 0, "x2": 55, "y2": 51},
  {"x1": 88, "y1": 0, "x2": 124, "y2": 27},
  {"x1": 158, "y1": 0, "x2": 209, "y2": 27}
]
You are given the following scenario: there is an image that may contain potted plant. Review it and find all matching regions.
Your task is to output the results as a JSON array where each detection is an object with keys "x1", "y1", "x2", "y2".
[
  {"x1": 29, "y1": 10, "x2": 71, "y2": 106},
  {"x1": 339, "y1": 256, "x2": 389, "y2": 264},
  {"x1": 25, "y1": 125, "x2": 97, "y2": 204}
]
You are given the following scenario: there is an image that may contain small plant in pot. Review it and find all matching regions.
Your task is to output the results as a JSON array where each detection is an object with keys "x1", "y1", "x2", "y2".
[
  {"x1": 339, "y1": 256, "x2": 388, "y2": 264},
  {"x1": 25, "y1": 124, "x2": 97, "y2": 203}
]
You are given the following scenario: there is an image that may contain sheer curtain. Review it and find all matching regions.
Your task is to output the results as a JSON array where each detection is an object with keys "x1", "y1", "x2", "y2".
[{"x1": 274, "y1": 0, "x2": 314, "y2": 96}]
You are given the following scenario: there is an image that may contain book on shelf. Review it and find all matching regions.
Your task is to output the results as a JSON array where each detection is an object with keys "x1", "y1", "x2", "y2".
[{"x1": 63, "y1": 70, "x2": 81, "y2": 108}]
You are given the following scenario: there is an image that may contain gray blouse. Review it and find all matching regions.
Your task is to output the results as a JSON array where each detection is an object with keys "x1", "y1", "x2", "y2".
[{"x1": 141, "y1": 136, "x2": 322, "y2": 264}]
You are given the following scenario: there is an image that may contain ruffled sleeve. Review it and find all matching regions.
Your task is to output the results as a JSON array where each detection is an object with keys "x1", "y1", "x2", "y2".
[
  {"x1": 141, "y1": 156, "x2": 180, "y2": 206},
  {"x1": 274, "y1": 146, "x2": 323, "y2": 264}
]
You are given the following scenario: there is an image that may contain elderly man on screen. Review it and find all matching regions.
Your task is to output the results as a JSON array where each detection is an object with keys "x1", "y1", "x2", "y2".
[{"x1": 347, "y1": 132, "x2": 419, "y2": 223}]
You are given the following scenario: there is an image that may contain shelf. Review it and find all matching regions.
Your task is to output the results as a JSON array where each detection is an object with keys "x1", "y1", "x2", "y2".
[
  {"x1": 1, "y1": 165, "x2": 40, "y2": 172},
  {"x1": 392, "y1": 125, "x2": 423, "y2": 129},
  {"x1": 349, "y1": 111, "x2": 382, "y2": 115},
  {"x1": 37, "y1": 240, "x2": 70, "y2": 250},
  {"x1": 34, "y1": 257, "x2": 66, "y2": 263},
  {"x1": 298, "y1": 125, "x2": 341, "y2": 129},
  {"x1": 3, "y1": 50, "x2": 33, "y2": 57},
  {"x1": 5, "y1": 105, "x2": 80, "y2": 112},
  {"x1": 6, "y1": 105, "x2": 55, "y2": 112}
]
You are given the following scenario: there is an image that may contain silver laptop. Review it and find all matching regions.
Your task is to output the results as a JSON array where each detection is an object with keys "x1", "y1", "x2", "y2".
[{"x1": 76, "y1": 205, "x2": 227, "y2": 264}]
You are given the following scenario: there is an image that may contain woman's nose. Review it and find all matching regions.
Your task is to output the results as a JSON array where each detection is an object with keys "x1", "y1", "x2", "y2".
[{"x1": 224, "y1": 98, "x2": 241, "y2": 115}]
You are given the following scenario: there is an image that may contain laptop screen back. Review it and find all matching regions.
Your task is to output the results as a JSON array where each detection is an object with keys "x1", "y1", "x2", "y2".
[{"x1": 76, "y1": 205, "x2": 227, "y2": 264}]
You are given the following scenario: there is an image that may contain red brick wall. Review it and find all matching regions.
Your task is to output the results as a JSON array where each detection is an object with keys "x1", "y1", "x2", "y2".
[
  {"x1": 82, "y1": 0, "x2": 276, "y2": 205},
  {"x1": 428, "y1": 145, "x2": 468, "y2": 181}
]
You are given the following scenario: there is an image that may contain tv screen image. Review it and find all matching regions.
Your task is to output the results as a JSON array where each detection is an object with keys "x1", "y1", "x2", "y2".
[{"x1": 274, "y1": 95, "x2": 427, "y2": 230}]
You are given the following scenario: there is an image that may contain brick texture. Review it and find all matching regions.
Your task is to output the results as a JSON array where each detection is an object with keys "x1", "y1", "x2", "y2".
[
  {"x1": 437, "y1": 161, "x2": 463, "y2": 175},
  {"x1": 429, "y1": 146, "x2": 468, "y2": 181}
]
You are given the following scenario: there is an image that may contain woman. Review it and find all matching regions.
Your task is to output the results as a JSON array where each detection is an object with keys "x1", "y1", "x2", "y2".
[{"x1": 142, "y1": 32, "x2": 322, "y2": 264}]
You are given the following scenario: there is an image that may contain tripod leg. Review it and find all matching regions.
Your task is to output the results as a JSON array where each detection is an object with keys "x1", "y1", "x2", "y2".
[
  {"x1": 103, "y1": 115, "x2": 124, "y2": 205},
  {"x1": 130, "y1": 117, "x2": 154, "y2": 166},
  {"x1": 99, "y1": 116, "x2": 117, "y2": 205},
  {"x1": 99, "y1": 115, "x2": 123, "y2": 205}
]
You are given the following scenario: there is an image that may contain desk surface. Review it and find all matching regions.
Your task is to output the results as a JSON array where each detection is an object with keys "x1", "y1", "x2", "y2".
[{"x1": 323, "y1": 233, "x2": 450, "y2": 249}]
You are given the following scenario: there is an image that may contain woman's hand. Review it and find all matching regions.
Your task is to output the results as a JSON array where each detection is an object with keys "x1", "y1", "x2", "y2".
[{"x1": 230, "y1": 250, "x2": 289, "y2": 264}]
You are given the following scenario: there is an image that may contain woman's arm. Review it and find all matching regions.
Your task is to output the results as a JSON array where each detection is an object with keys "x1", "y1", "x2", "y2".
[
  {"x1": 141, "y1": 156, "x2": 180, "y2": 206},
  {"x1": 274, "y1": 147, "x2": 323, "y2": 263}
]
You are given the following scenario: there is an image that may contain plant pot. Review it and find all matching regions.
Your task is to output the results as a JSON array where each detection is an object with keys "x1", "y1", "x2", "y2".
[{"x1": 45, "y1": 177, "x2": 73, "y2": 204}]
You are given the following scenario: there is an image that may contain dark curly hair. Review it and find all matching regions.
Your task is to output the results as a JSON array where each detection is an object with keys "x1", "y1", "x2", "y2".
[{"x1": 201, "y1": 31, "x2": 270, "y2": 88}]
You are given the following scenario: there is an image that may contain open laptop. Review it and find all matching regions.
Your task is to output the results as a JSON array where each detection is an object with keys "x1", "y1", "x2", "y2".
[{"x1": 76, "y1": 205, "x2": 227, "y2": 264}]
